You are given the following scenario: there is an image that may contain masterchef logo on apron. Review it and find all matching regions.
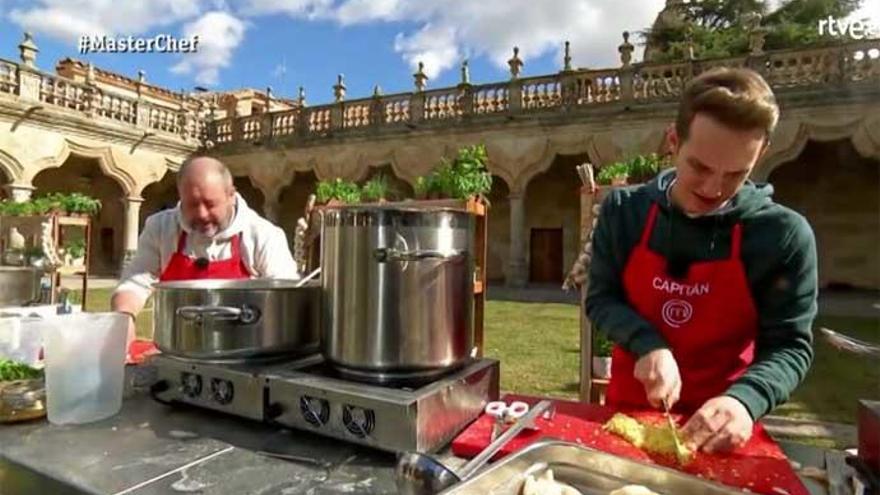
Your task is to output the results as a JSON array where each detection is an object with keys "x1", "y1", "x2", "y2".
[
  {"x1": 652, "y1": 276, "x2": 708, "y2": 328},
  {"x1": 661, "y1": 299, "x2": 693, "y2": 327}
]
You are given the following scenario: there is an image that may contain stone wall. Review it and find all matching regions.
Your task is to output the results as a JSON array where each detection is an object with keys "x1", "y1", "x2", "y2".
[{"x1": 769, "y1": 139, "x2": 880, "y2": 290}]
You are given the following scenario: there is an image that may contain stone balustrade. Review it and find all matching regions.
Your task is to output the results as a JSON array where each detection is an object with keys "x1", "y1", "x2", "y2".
[
  {"x1": 0, "y1": 55, "x2": 204, "y2": 144},
  {"x1": 207, "y1": 39, "x2": 879, "y2": 146},
  {"x1": 2, "y1": 34, "x2": 877, "y2": 149}
]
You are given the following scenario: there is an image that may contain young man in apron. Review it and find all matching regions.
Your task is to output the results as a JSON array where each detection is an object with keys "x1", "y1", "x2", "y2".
[
  {"x1": 585, "y1": 68, "x2": 818, "y2": 454},
  {"x1": 112, "y1": 156, "x2": 298, "y2": 346}
]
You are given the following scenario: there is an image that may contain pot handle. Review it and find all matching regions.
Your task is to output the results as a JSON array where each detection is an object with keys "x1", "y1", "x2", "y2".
[
  {"x1": 176, "y1": 305, "x2": 261, "y2": 325},
  {"x1": 374, "y1": 248, "x2": 465, "y2": 263}
]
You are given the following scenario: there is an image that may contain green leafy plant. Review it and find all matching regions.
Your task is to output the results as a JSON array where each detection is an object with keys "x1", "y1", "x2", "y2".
[
  {"x1": 0, "y1": 200, "x2": 34, "y2": 216},
  {"x1": 315, "y1": 178, "x2": 362, "y2": 204},
  {"x1": 0, "y1": 193, "x2": 101, "y2": 217},
  {"x1": 415, "y1": 144, "x2": 493, "y2": 200},
  {"x1": 66, "y1": 240, "x2": 86, "y2": 260},
  {"x1": 60, "y1": 193, "x2": 101, "y2": 215},
  {"x1": 594, "y1": 332, "x2": 615, "y2": 358},
  {"x1": 361, "y1": 174, "x2": 390, "y2": 202},
  {"x1": 0, "y1": 358, "x2": 43, "y2": 381},
  {"x1": 596, "y1": 153, "x2": 671, "y2": 185}
]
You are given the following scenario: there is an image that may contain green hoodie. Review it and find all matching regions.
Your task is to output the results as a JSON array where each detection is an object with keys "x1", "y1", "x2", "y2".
[{"x1": 585, "y1": 169, "x2": 818, "y2": 420}]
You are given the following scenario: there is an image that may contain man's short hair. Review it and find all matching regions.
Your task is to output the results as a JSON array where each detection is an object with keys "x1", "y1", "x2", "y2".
[
  {"x1": 177, "y1": 155, "x2": 233, "y2": 188},
  {"x1": 676, "y1": 67, "x2": 779, "y2": 143}
]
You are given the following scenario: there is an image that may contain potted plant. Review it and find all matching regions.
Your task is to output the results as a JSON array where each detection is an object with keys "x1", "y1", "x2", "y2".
[
  {"x1": 592, "y1": 331, "x2": 614, "y2": 379},
  {"x1": 414, "y1": 144, "x2": 493, "y2": 200},
  {"x1": 65, "y1": 240, "x2": 86, "y2": 267},
  {"x1": 361, "y1": 174, "x2": 391, "y2": 203},
  {"x1": 60, "y1": 193, "x2": 101, "y2": 216},
  {"x1": 315, "y1": 178, "x2": 362, "y2": 205},
  {"x1": 596, "y1": 153, "x2": 671, "y2": 187}
]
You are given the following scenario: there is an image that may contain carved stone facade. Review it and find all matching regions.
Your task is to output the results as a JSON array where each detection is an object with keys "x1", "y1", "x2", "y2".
[{"x1": 0, "y1": 32, "x2": 878, "y2": 287}]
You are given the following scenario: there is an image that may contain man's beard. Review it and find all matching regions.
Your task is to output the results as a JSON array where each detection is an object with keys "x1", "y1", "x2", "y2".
[{"x1": 185, "y1": 207, "x2": 233, "y2": 238}]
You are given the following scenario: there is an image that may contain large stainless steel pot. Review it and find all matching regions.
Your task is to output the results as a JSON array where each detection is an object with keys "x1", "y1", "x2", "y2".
[
  {"x1": 321, "y1": 205, "x2": 475, "y2": 381},
  {"x1": 154, "y1": 279, "x2": 321, "y2": 360},
  {"x1": 0, "y1": 267, "x2": 41, "y2": 308}
]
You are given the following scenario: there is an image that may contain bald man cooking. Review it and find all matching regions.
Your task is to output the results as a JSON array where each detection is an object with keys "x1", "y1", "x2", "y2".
[{"x1": 112, "y1": 156, "x2": 298, "y2": 343}]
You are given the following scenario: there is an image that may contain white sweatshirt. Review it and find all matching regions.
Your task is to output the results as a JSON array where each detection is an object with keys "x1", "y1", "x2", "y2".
[{"x1": 114, "y1": 193, "x2": 298, "y2": 301}]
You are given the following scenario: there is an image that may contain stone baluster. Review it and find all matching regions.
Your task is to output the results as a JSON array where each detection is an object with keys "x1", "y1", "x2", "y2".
[
  {"x1": 19, "y1": 32, "x2": 38, "y2": 68},
  {"x1": 508, "y1": 46, "x2": 524, "y2": 79},
  {"x1": 370, "y1": 85, "x2": 384, "y2": 126},
  {"x1": 83, "y1": 62, "x2": 98, "y2": 117},
  {"x1": 507, "y1": 47, "x2": 524, "y2": 114},
  {"x1": 231, "y1": 104, "x2": 243, "y2": 142},
  {"x1": 744, "y1": 12, "x2": 769, "y2": 75},
  {"x1": 618, "y1": 31, "x2": 635, "y2": 103},
  {"x1": 559, "y1": 41, "x2": 578, "y2": 106},
  {"x1": 16, "y1": 33, "x2": 41, "y2": 102},
  {"x1": 409, "y1": 62, "x2": 428, "y2": 124},
  {"x1": 331, "y1": 74, "x2": 346, "y2": 130},
  {"x1": 205, "y1": 96, "x2": 218, "y2": 145},
  {"x1": 135, "y1": 69, "x2": 150, "y2": 128},
  {"x1": 458, "y1": 60, "x2": 473, "y2": 116},
  {"x1": 261, "y1": 86, "x2": 274, "y2": 141},
  {"x1": 563, "y1": 41, "x2": 573, "y2": 72}
]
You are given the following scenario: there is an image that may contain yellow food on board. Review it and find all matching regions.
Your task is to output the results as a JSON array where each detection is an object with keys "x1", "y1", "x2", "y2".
[{"x1": 603, "y1": 413, "x2": 693, "y2": 463}]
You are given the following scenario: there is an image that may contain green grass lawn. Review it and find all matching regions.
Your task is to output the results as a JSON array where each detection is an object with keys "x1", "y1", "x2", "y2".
[
  {"x1": 77, "y1": 288, "x2": 878, "y2": 424},
  {"x1": 483, "y1": 301, "x2": 878, "y2": 425}
]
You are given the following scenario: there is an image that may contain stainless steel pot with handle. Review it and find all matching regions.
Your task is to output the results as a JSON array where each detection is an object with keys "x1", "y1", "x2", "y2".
[
  {"x1": 321, "y1": 205, "x2": 475, "y2": 381},
  {"x1": 153, "y1": 278, "x2": 321, "y2": 360}
]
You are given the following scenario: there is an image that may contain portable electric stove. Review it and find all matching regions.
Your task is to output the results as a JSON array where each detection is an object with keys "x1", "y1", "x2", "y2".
[{"x1": 150, "y1": 353, "x2": 500, "y2": 453}]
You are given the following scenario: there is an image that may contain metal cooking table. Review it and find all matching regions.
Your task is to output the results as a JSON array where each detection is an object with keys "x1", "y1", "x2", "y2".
[{"x1": 0, "y1": 366, "x2": 842, "y2": 495}]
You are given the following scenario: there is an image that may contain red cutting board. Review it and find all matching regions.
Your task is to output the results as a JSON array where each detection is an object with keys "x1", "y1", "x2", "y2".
[{"x1": 451, "y1": 394, "x2": 808, "y2": 495}]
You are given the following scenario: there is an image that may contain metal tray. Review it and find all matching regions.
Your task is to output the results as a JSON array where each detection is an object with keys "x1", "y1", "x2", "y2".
[{"x1": 440, "y1": 440, "x2": 745, "y2": 495}]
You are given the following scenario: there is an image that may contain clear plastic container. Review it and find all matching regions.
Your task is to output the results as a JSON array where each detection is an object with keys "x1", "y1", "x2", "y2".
[
  {"x1": 0, "y1": 317, "x2": 42, "y2": 365},
  {"x1": 42, "y1": 313, "x2": 128, "y2": 425}
]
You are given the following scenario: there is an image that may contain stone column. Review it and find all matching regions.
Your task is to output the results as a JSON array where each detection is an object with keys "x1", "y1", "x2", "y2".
[
  {"x1": 4, "y1": 183, "x2": 35, "y2": 202},
  {"x1": 263, "y1": 191, "x2": 281, "y2": 224},
  {"x1": 121, "y1": 196, "x2": 144, "y2": 268},
  {"x1": 507, "y1": 192, "x2": 528, "y2": 287}
]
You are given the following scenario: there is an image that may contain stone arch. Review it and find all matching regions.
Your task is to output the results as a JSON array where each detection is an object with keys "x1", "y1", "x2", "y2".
[
  {"x1": 523, "y1": 153, "x2": 589, "y2": 284},
  {"x1": 755, "y1": 117, "x2": 879, "y2": 182},
  {"x1": 32, "y1": 155, "x2": 127, "y2": 275},
  {"x1": 355, "y1": 163, "x2": 414, "y2": 200},
  {"x1": 278, "y1": 170, "x2": 319, "y2": 246},
  {"x1": 233, "y1": 176, "x2": 265, "y2": 217},
  {"x1": 27, "y1": 139, "x2": 138, "y2": 196},
  {"x1": 512, "y1": 136, "x2": 608, "y2": 194},
  {"x1": 768, "y1": 138, "x2": 879, "y2": 290},
  {"x1": 140, "y1": 170, "x2": 178, "y2": 228},
  {"x1": 0, "y1": 149, "x2": 25, "y2": 183}
]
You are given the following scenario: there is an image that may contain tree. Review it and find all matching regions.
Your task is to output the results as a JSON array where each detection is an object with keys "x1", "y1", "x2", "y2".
[{"x1": 642, "y1": 0, "x2": 864, "y2": 63}]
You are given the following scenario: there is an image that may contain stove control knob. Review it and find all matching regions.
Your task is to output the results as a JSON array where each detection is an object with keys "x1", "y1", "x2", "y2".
[
  {"x1": 180, "y1": 372, "x2": 202, "y2": 398},
  {"x1": 210, "y1": 378, "x2": 234, "y2": 405}
]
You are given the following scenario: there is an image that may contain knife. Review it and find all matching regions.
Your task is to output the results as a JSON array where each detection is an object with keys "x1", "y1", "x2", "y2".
[{"x1": 661, "y1": 398, "x2": 689, "y2": 464}]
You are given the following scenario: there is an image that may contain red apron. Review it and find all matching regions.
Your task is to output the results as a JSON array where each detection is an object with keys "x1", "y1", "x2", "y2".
[
  {"x1": 159, "y1": 230, "x2": 251, "y2": 281},
  {"x1": 606, "y1": 203, "x2": 758, "y2": 413}
]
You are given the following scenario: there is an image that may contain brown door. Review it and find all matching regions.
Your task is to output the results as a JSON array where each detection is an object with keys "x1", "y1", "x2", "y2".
[{"x1": 529, "y1": 228, "x2": 563, "y2": 283}]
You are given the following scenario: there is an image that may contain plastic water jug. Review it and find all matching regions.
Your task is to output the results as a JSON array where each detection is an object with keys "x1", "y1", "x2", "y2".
[{"x1": 42, "y1": 313, "x2": 128, "y2": 425}]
